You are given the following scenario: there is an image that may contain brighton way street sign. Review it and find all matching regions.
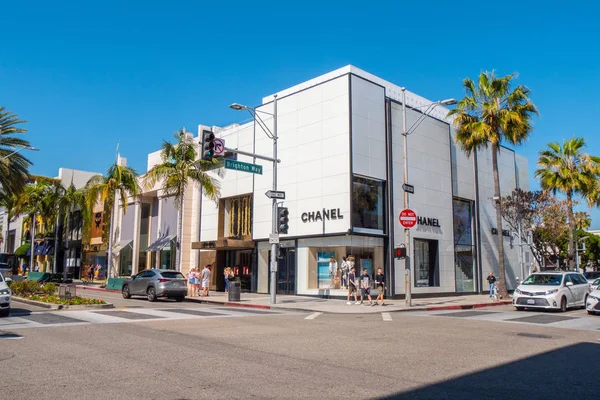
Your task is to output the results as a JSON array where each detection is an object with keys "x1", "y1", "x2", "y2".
[
  {"x1": 399, "y1": 208, "x2": 417, "y2": 229},
  {"x1": 224, "y1": 159, "x2": 263, "y2": 175}
]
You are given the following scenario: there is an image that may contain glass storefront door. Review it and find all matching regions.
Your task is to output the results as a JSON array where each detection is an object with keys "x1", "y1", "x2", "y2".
[
  {"x1": 277, "y1": 248, "x2": 296, "y2": 295},
  {"x1": 453, "y1": 199, "x2": 476, "y2": 292}
]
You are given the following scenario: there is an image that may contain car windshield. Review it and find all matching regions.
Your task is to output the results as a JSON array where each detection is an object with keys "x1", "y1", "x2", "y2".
[
  {"x1": 521, "y1": 274, "x2": 562, "y2": 286},
  {"x1": 160, "y1": 271, "x2": 185, "y2": 279},
  {"x1": 593, "y1": 279, "x2": 600, "y2": 286}
]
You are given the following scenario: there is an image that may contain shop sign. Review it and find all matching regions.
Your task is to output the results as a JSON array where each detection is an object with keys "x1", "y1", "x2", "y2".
[
  {"x1": 301, "y1": 208, "x2": 344, "y2": 223},
  {"x1": 417, "y1": 217, "x2": 441, "y2": 227},
  {"x1": 491, "y1": 228, "x2": 511, "y2": 237}
]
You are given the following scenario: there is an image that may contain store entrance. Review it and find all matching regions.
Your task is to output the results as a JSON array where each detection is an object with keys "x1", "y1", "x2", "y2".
[{"x1": 277, "y1": 248, "x2": 296, "y2": 295}]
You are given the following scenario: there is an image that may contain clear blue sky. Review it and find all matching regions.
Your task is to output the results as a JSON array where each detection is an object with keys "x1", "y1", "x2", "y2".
[{"x1": 1, "y1": 0, "x2": 599, "y2": 227}]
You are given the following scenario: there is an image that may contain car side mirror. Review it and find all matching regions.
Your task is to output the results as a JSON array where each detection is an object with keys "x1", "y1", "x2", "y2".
[{"x1": 566, "y1": 281, "x2": 574, "y2": 287}]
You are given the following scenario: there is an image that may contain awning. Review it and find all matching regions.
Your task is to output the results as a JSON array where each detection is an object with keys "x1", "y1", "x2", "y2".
[
  {"x1": 112, "y1": 240, "x2": 133, "y2": 253},
  {"x1": 33, "y1": 241, "x2": 46, "y2": 256},
  {"x1": 191, "y1": 239, "x2": 254, "y2": 250},
  {"x1": 145, "y1": 235, "x2": 176, "y2": 252},
  {"x1": 42, "y1": 241, "x2": 54, "y2": 255}
]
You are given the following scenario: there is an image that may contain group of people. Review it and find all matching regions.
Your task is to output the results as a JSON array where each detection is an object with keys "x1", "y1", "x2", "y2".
[
  {"x1": 187, "y1": 264, "x2": 211, "y2": 297},
  {"x1": 346, "y1": 267, "x2": 386, "y2": 306},
  {"x1": 329, "y1": 256, "x2": 356, "y2": 289}
]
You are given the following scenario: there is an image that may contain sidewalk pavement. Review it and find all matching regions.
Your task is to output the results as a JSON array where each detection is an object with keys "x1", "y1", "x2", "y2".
[{"x1": 75, "y1": 282, "x2": 511, "y2": 314}]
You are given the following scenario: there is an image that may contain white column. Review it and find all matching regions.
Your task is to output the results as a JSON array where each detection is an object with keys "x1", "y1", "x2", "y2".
[{"x1": 131, "y1": 199, "x2": 142, "y2": 275}]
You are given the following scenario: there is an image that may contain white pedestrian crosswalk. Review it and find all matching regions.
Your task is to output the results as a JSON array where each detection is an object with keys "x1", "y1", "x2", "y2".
[
  {"x1": 405, "y1": 309, "x2": 600, "y2": 332},
  {"x1": 0, "y1": 307, "x2": 285, "y2": 331}
]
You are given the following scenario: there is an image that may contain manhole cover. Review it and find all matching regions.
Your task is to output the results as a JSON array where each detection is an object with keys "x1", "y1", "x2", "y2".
[{"x1": 517, "y1": 333, "x2": 553, "y2": 339}]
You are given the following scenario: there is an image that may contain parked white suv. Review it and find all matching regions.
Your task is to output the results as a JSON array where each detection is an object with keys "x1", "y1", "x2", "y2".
[
  {"x1": 0, "y1": 271, "x2": 11, "y2": 317},
  {"x1": 513, "y1": 272, "x2": 590, "y2": 312}
]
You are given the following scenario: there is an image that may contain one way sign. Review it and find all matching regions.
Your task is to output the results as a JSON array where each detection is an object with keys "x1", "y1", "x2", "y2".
[{"x1": 265, "y1": 190, "x2": 286, "y2": 199}]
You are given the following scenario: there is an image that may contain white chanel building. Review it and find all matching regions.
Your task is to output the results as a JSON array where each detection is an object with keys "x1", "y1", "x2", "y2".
[{"x1": 193, "y1": 65, "x2": 529, "y2": 298}]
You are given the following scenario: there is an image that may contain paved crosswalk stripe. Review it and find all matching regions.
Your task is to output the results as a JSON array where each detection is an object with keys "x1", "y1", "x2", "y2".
[
  {"x1": 305, "y1": 312, "x2": 322, "y2": 320},
  {"x1": 382, "y1": 313, "x2": 392, "y2": 322}
]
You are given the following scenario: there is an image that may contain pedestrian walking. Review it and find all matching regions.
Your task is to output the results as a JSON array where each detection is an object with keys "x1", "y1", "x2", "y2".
[
  {"x1": 360, "y1": 269, "x2": 373, "y2": 306},
  {"x1": 340, "y1": 257, "x2": 349, "y2": 289},
  {"x1": 346, "y1": 267, "x2": 358, "y2": 304},
  {"x1": 374, "y1": 268, "x2": 386, "y2": 306},
  {"x1": 487, "y1": 272, "x2": 497, "y2": 298},
  {"x1": 201, "y1": 264, "x2": 211, "y2": 297}
]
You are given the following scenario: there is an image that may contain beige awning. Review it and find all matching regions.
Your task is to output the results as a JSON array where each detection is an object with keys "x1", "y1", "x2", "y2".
[
  {"x1": 112, "y1": 240, "x2": 133, "y2": 253},
  {"x1": 192, "y1": 239, "x2": 254, "y2": 250}
]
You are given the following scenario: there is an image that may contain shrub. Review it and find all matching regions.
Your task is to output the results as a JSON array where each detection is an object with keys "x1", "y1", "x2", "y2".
[{"x1": 9, "y1": 280, "x2": 57, "y2": 296}]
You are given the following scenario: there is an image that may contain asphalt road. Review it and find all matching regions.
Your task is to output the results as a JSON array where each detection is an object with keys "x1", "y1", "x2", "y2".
[{"x1": 1, "y1": 301, "x2": 599, "y2": 400}]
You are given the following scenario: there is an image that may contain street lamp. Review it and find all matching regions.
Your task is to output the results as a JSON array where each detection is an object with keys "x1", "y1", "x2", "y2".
[
  {"x1": 1, "y1": 145, "x2": 39, "y2": 161},
  {"x1": 230, "y1": 96, "x2": 279, "y2": 304},
  {"x1": 401, "y1": 89, "x2": 456, "y2": 306}
]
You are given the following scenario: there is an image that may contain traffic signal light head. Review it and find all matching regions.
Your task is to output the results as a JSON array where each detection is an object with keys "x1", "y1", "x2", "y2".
[
  {"x1": 395, "y1": 246, "x2": 407, "y2": 260},
  {"x1": 278, "y1": 207, "x2": 289, "y2": 234},
  {"x1": 201, "y1": 130, "x2": 215, "y2": 161}
]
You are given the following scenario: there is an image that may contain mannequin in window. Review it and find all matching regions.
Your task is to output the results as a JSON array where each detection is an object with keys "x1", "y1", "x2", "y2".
[
  {"x1": 340, "y1": 256, "x2": 349, "y2": 289},
  {"x1": 329, "y1": 257, "x2": 338, "y2": 288}
]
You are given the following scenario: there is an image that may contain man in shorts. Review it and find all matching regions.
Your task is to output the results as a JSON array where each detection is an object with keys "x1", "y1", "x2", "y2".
[
  {"x1": 346, "y1": 267, "x2": 359, "y2": 305},
  {"x1": 374, "y1": 268, "x2": 386, "y2": 306},
  {"x1": 201, "y1": 264, "x2": 211, "y2": 297},
  {"x1": 360, "y1": 269, "x2": 373, "y2": 306}
]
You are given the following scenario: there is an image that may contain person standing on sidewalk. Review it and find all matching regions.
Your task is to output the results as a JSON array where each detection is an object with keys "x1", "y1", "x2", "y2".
[
  {"x1": 224, "y1": 267, "x2": 232, "y2": 293},
  {"x1": 346, "y1": 267, "x2": 359, "y2": 305},
  {"x1": 360, "y1": 269, "x2": 373, "y2": 306},
  {"x1": 486, "y1": 272, "x2": 497, "y2": 298},
  {"x1": 201, "y1": 264, "x2": 211, "y2": 297},
  {"x1": 374, "y1": 268, "x2": 386, "y2": 306}
]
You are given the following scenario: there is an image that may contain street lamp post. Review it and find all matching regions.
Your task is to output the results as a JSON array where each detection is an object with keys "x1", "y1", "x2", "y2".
[
  {"x1": 230, "y1": 96, "x2": 279, "y2": 304},
  {"x1": 400, "y1": 88, "x2": 456, "y2": 306},
  {"x1": 1, "y1": 145, "x2": 39, "y2": 161}
]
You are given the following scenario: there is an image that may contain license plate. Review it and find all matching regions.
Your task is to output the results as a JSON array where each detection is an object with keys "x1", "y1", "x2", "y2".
[{"x1": 527, "y1": 299, "x2": 535, "y2": 305}]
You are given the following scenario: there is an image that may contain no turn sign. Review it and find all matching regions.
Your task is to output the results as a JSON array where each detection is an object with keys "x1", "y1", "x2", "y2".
[
  {"x1": 399, "y1": 209, "x2": 417, "y2": 229},
  {"x1": 213, "y1": 138, "x2": 225, "y2": 156}
]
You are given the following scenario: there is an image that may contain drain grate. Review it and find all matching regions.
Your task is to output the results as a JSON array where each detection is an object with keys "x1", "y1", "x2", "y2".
[{"x1": 517, "y1": 333, "x2": 553, "y2": 339}]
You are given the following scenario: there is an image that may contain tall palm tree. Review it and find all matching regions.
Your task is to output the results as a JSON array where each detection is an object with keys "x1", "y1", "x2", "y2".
[
  {"x1": 144, "y1": 130, "x2": 220, "y2": 271},
  {"x1": 0, "y1": 107, "x2": 32, "y2": 197},
  {"x1": 534, "y1": 137, "x2": 600, "y2": 269},
  {"x1": 448, "y1": 71, "x2": 538, "y2": 297},
  {"x1": 86, "y1": 163, "x2": 140, "y2": 279}
]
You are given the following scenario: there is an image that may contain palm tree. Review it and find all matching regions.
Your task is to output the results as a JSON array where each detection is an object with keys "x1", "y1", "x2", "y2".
[
  {"x1": 448, "y1": 71, "x2": 538, "y2": 297},
  {"x1": 86, "y1": 163, "x2": 140, "y2": 279},
  {"x1": 534, "y1": 137, "x2": 600, "y2": 269},
  {"x1": 0, "y1": 107, "x2": 32, "y2": 197},
  {"x1": 144, "y1": 130, "x2": 220, "y2": 271},
  {"x1": 0, "y1": 190, "x2": 17, "y2": 253}
]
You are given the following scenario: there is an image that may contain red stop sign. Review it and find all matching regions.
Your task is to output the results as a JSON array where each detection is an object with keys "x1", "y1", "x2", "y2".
[{"x1": 399, "y1": 209, "x2": 417, "y2": 229}]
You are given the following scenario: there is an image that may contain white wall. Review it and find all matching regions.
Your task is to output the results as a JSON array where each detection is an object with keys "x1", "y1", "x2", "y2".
[{"x1": 351, "y1": 75, "x2": 386, "y2": 180}]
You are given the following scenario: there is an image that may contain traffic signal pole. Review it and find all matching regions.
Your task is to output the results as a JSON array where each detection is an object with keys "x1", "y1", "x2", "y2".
[
  {"x1": 401, "y1": 88, "x2": 412, "y2": 307},
  {"x1": 269, "y1": 95, "x2": 278, "y2": 305}
]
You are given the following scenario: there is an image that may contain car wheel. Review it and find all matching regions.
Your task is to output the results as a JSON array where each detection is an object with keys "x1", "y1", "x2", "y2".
[
  {"x1": 588, "y1": 310, "x2": 596, "y2": 315},
  {"x1": 560, "y1": 296, "x2": 567, "y2": 312},
  {"x1": 515, "y1": 307, "x2": 525, "y2": 311},
  {"x1": 584, "y1": 295, "x2": 588, "y2": 309},
  {"x1": 175, "y1": 296, "x2": 185, "y2": 302},
  {"x1": 147, "y1": 287, "x2": 157, "y2": 302},
  {"x1": 0, "y1": 308, "x2": 9, "y2": 317},
  {"x1": 122, "y1": 285, "x2": 131, "y2": 299}
]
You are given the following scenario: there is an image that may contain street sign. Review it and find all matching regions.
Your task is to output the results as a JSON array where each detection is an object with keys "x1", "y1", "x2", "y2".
[
  {"x1": 213, "y1": 138, "x2": 225, "y2": 156},
  {"x1": 265, "y1": 190, "x2": 286, "y2": 199},
  {"x1": 399, "y1": 208, "x2": 417, "y2": 229},
  {"x1": 269, "y1": 233, "x2": 280, "y2": 244},
  {"x1": 402, "y1": 184, "x2": 415, "y2": 194},
  {"x1": 224, "y1": 159, "x2": 263, "y2": 175}
]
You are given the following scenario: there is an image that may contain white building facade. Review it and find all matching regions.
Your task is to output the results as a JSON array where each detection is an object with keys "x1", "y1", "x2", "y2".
[{"x1": 196, "y1": 66, "x2": 530, "y2": 297}]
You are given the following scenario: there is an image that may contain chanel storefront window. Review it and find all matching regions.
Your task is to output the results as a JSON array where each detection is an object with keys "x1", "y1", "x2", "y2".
[{"x1": 352, "y1": 176, "x2": 385, "y2": 232}]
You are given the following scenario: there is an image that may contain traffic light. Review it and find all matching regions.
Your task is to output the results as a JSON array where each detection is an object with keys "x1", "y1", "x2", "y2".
[
  {"x1": 278, "y1": 207, "x2": 289, "y2": 234},
  {"x1": 201, "y1": 130, "x2": 215, "y2": 161},
  {"x1": 395, "y1": 245, "x2": 407, "y2": 260}
]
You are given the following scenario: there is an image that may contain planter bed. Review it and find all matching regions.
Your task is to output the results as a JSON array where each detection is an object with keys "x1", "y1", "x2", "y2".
[{"x1": 13, "y1": 296, "x2": 114, "y2": 310}]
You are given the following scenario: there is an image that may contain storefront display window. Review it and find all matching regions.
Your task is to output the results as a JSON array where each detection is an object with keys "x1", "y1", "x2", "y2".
[
  {"x1": 83, "y1": 253, "x2": 107, "y2": 280},
  {"x1": 414, "y1": 239, "x2": 439, "y2": 287},
  {"x1": 352, "y1": 176, "x2": 385, "y2": 232},
  {"x1": 119, "y1": 245, "x2": 133, "y2": 276},
  {"x1": 453, "y1": 199, "x2": 475, "y2": 292}
]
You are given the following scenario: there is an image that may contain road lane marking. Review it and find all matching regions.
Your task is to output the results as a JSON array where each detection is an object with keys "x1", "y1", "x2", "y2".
[
  {"x1": 305, "y1": 312, "x2": 322, "y2": 320},
  {"x1": 382, "y1": 313, "x2": 392, "y2": 322}
]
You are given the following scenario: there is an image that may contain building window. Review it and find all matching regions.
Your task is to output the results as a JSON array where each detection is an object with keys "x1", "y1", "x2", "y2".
[
  {"x1": 227, "y1": 196, "x2": 252, "y2": 239},
  {"x1": 119, "y1": 245, "x2": 133, "y2": 277},
  {"x1": 453, "y1": 199, "x2": 475, "y2": 292},
  {"x1": 414, "y1": 239, "x2": 439, "y2": 287},
  {"x1": 352, "y1": 176, "x2": 385, "y2": 231}
]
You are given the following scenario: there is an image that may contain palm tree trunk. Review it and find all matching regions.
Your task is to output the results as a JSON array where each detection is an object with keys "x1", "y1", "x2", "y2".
[
  {"x1": 566, "y1": 190, "x2": 575, "y2": 270},
  {"x1": 62, "y1": 206, "x2": 72, "y2": 282},
  {"x1": 29, "y1": 213, "x2": 36, "y2": 274},
  {"x1": 53, "y1": 213, "x2": 60, "y2": 274},
  {"x1": 491, "y1": 144, "x2": 508, "y2": 297},
  {"x1": 107, "y1": 204, "x2": 116, "y2": 279},
  {"x1": 4, "y1": 214, "x2": 10, "y2": 253},
  {"x1": 175, "y1": 191, "x2": 184, "y2": 272}
]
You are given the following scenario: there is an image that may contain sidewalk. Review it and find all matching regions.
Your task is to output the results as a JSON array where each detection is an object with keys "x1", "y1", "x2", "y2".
[{"x1": 74, "y1": 282, "x2": 510, "y2": 314}]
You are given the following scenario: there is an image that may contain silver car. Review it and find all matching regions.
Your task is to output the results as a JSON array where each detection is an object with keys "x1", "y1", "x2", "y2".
[
  {"x1": 513, "y1": 271, "x2": 591, "y2": 312},
  {"x1": 122, "y1": 269, "x2": 187, "y2": 302},
  {"x1": 0, "y1": 272, "x2": 12, "y2": 317}
]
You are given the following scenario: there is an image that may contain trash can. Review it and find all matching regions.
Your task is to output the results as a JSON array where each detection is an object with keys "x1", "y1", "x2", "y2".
[{"x1": 228, "y1": 281, "x2": 241, "y2": 302}]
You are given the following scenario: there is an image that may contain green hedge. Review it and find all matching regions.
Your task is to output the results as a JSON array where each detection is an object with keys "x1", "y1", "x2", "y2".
[{"x1": 8, "y1": 281, "x2": 56, "y2": 296}]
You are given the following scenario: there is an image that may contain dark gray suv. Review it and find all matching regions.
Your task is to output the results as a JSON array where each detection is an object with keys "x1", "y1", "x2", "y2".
[{"x1": 122, "y1": 269, "x2": 187, "y2": 302}]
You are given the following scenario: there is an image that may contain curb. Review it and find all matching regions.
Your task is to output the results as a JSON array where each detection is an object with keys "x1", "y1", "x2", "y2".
[
  {"x1": 76, "y1": 285, "x2": 120, "y2": 293},
  {"x1": 12, "y1": 297, "x2": 115, "y2": 310},
  {"x1": 184, "y1": 297, "x2": 272, "y2": 310},
  {"x1": 420, "y1": 300, "x2": 512, "y2": 312}
]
